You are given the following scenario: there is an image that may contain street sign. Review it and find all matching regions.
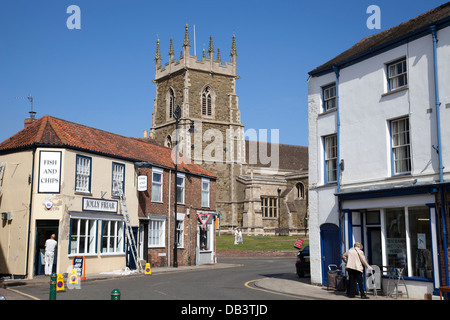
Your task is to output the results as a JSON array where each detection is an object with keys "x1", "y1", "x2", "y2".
[
  {"x1": 197, "y1": 213, "x2": 211, "y2": 226},
  {"x1": 294, "y1": 238, "x2": 304, "y2": 249}
]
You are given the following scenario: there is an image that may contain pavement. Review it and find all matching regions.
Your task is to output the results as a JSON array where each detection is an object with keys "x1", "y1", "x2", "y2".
[{"x1": 0, "y1": 260, "x2": 425, "y2": 301}]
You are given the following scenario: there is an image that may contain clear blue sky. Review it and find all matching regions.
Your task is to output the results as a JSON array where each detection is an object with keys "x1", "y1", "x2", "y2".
[{"x1": 0, "y1": 0, "x2": 447, "y2": 147}]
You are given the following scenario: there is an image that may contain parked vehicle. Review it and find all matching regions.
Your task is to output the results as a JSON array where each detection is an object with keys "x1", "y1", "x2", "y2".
[{"x1": 295, "y1": 245, "x2": 310, "y2": 277}]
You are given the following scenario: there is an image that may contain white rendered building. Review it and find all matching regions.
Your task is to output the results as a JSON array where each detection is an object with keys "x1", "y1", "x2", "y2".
[{"x1": 308, "y1": 3, "x2": 450, "y2": 298}]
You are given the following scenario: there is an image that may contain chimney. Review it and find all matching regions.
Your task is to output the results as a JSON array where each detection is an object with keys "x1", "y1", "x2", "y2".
[{"x1": 24, "y1": 112, "x2": 37, "y2": 128}]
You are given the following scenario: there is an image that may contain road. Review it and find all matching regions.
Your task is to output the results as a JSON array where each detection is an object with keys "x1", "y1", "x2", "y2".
[{"x1": 1, "y1": 257, "x2": 306, "y2": 301}]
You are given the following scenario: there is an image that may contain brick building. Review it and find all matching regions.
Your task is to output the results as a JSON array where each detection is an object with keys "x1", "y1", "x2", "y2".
[{"x1": 0, "y1": 114, "x2": 216, "y2": 279}]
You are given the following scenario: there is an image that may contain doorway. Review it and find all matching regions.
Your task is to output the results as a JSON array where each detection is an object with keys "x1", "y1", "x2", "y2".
[
  {"x1": 367, "y1": 227, "x2": 382, "y2": 266},
  {"x1": 34, "y1": 220, "x2": 59, "y2": 276},
  {"x1": 320, "y1": 223, "x2": 340, "y2": 286}
]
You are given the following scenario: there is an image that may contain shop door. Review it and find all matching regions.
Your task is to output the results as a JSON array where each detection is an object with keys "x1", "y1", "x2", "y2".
[
  {"x1": 126, "y1": 226, "x2": 139, "y2": 270},
  {"x1": 320, "y1": 223, "x2": 340, "y2": 286},
  {"x1": 35, "y1": 220, "x2": 59, "y2": 276},
  {"x1": 367, "y1": 227, "x2": 382, "y2": 266}
]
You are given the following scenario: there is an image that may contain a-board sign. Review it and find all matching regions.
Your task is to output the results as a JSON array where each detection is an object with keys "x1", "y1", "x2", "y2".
[
  {"x1": 72, "y1": 256, "x2": 86, "y2": 280},
  {"x1": 294, "y1": 238, "x2": 304, "y2": 249}
]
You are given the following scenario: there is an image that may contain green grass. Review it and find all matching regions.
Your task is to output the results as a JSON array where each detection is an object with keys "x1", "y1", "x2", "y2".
[{"x1": 216, "y1": 235, "x2": 309, "y2": 251}]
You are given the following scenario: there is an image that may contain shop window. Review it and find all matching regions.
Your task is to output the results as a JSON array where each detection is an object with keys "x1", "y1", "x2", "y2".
[
  {"x1": 70, "y1": 218, "x2": 97, "y2": 255},
  {"x1": 408, "y1": 207, "x2": 432, "y2": 280},
  {"x1": 101, "y1": 220, "x2": 124, "y2": 254},
  {"x1": 385, "y1": 208, "x2": 407, "y2": 271}
]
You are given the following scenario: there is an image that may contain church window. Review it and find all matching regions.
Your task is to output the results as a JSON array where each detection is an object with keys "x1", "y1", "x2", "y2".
[
  {"x1": 168, "y1": 88, "x2": 175, "y2": 119},
  {"x1": 296, "y1": 183, "x2": 305, "y2": 199},
  {"x1": 202, "y1": 87, "x2": 212, "y2": 116},
  {"x1": 261, "y1": 196, "x2": 278, "y2": 218}
]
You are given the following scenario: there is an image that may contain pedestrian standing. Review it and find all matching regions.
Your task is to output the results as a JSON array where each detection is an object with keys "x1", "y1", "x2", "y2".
[
  {"x1": 44, "y1": 234, "x2": 57, "y2": 275},
  {"x1": 237, "y1": 228, "x2": 243, "y2": 244},
  {"x1": 341, "y1": 242, "x2": 372, "y2": 299},
  {"x1": 234, "y1": 228, "x2": 238, "y2": 245}
]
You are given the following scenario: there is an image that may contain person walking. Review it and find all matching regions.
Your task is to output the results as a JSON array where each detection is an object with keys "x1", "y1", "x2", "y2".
[
  {"x1": 341, "y1": 242, "x2": 372, "y2": 299},
  {"x1": 44, "y1": 234, "x2": 57, "y2": 275},
  {"x1": 237, "y1": 228, "x2": 243, "y2": 244}
]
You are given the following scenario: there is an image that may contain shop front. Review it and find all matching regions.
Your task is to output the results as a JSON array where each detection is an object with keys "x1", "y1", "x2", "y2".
[
  {"x1": 338, "y1": 186, "x2": 443, "y2": 299},
  {"x1": 196, "y1": 211, "x2": 216, "y2": 265}
]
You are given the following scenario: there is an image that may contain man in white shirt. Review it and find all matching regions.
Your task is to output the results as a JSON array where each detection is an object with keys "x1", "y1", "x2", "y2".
[{"x1": 44, "y1": 234, "x2": 57, "y2": 275}]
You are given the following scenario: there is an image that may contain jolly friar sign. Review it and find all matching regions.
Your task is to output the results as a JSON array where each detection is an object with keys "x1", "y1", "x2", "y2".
[{"x1": 82, "y1": 197, "x2": 118, "y2": 213}]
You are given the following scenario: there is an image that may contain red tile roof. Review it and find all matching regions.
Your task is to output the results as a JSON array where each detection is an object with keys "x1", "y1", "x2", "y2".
[{"x1": 0, "y1": 115, "x2": 215, "y2": 178}]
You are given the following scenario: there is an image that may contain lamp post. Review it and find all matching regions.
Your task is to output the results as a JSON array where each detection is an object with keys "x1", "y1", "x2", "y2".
[
  {"x1": 277, "y1": 188, "x2": 281, "y2": 236},
  {"x1": 172, "y1": 105, "x2": 182, "y2": 268}
]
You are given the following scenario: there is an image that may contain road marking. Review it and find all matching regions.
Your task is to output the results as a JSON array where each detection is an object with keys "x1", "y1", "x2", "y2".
[
  {"x1": 6, "y1": 287, "x2": 40, "y2": 300},
  {"x1": 244, "y1": 278, "x2": 311, "y2": 300}
]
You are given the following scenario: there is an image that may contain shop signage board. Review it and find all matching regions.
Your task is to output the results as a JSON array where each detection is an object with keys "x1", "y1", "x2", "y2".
[
  {"x1": 38, "y1": 151, "x2": 62, "y2": 193},
  {"x1": 294, "y1": 238, "x2": 304, "y2": 249},
  {"x1": 72, "y1": 256, "x2": 86, "y2": 280},
  {"x1": 137, "y1": 175, "x2": 147, "y2": 191},
  {"x1": 82, "y1": 197, "x2": 118, "y2": 213}
]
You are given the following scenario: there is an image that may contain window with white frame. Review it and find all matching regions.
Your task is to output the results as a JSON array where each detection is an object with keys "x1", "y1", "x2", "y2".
[
  {"x1": 201, "y1": 178, "x2": 210, "y2": 207},
  {"x1": 322, "y1": 83, "x2": 336, "y2": 111},
  {"x1": 148, "y1": 218, "x2": 165, "y2": 248},
  {"x1": 70, "y1": 218, "x2": 97, "y2": 255},
  {"x1": 261, "y1": 196, "x2": 278, "y2": 218},
  {"x1": 75, "y1": 155, "x2": 91, "y2": 193},
  {"x1": 387, "y1": 58, "x2": 407, "y2": 91},
  {"x1": 391, "y1": 117, "x2": 411, "y2": 175},
  {"x1": 112, "y1": 162, "x2": 125, "y2": 197},
  {"x1": 151, "y1": 168, "x2": 163, "y2": 202},
  {"x1": 101, "y1": 220, "x2": 124, "y2": 254},
  {"x1": 176, "y1": 216, "x2": 184, "y2": 248},
  {"x1": 324, "y1": 135, "x2": 338, "y2": 183},
  {"x1": 177, "y1": 173, "x2": 185, "y2": 204}
]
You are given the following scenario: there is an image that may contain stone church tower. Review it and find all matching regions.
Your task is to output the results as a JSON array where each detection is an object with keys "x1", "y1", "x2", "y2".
[{"x1": 150, "y1": 25, "x2": 245, "y2": 231}]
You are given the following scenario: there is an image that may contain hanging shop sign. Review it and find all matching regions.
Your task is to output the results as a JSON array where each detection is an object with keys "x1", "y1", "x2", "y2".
[
  {"x1": 38, "y1": 151, "x2": 62, "y2": 193},
  {"x1": 82, "y1": 197, "x2": 118, "y2": 213},
  {"x1": 197, "y1": 213, "x2": 211, "y2": 226},
  {"x1": 137, "y1": 175, "x2": 148, "y2": 191}
]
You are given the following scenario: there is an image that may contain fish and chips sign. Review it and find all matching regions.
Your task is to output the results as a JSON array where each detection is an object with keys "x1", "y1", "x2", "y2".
[{"x1": 82, "y1": 197, "x2": 118, "y2": 213}]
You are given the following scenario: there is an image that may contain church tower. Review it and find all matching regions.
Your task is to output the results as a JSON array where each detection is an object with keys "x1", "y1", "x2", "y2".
[{"x1": 150, "y1": 25, "x2": 245, "y2": 231}]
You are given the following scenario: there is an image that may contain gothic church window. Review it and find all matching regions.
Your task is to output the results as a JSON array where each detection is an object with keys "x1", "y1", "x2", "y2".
[
  {"x1": 201, "y1": 86, "x2": 213, "y2": 117},
  {"x1": 168, "y1": 88, "x2": 175, "y2": 119}
]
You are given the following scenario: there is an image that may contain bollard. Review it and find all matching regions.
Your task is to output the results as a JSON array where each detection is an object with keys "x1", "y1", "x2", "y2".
[
  {"x1": 111, "y1": 289, "x2": 121, "y2": 300},
  {"x1": 49, "y1": 273, "x2": 57, "y2": 300}
]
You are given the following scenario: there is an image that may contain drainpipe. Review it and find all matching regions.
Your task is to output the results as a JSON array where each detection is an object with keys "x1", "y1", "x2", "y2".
[
  {"x1": 431, "y1": 25, "x2": 448, "y2": 286},
  {"x1": 333, "y1": 65, "x2": 341, "y2": 194},
  {"x1": 25, "y1": 147, "x2": 36, "y2": 278},
  {"x1": 431, "y1": 26, "x2": 444, "y2": 183}
]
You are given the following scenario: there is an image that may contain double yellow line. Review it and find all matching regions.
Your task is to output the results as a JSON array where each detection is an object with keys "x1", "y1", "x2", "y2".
[{"x1": 244, "y1": 278, "x2": 309, "y2": 299}]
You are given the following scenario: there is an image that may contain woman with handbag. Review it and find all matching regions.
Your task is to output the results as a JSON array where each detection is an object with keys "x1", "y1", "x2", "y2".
[{"x1": 341, "y1": 242, "x2": 373, "y2": 299}]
